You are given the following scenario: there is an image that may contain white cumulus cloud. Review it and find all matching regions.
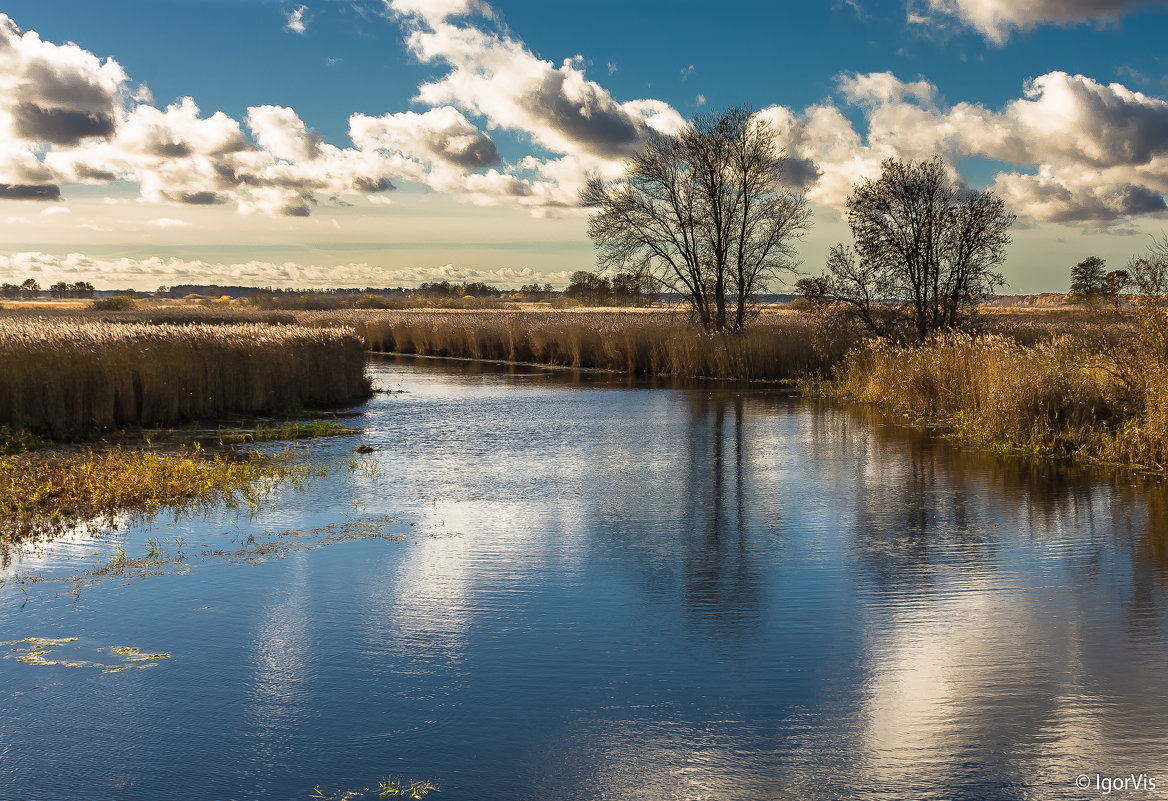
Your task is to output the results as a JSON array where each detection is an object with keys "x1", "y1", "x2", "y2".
[
  {"x1": 914, "y1": 0, "x2": 1168, "y2": 44},
  {"x1": 758, "y1": 70, "x2": 1168, "y2": 226},
  {"x1": 147, "y1": 217, "x2": 191, "y2": 229},
  {"x1": 0, "y1": 250, "x2": 573, "y2": 290}
]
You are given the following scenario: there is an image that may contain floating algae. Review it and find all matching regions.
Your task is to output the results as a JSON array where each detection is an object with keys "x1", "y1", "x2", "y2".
[
  {"x1": 201, "y1": 514, "x2": 408, "y2": 565},
  {"x1": 109, "y1": 645, "x2": 171, "y2": 662},
  {"x1": 2, "y1": 637, "x2": 170, "y2": 673},
  {"x1": 1, "y1": 637, "x2": 83, "y2": 667},
  {"x1": 4, "y1": 514, "x2": 413, "y2": 606}
]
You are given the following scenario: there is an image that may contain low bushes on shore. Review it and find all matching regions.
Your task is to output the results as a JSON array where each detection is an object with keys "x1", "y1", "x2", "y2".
[{"x1": 0, "y1": 318, "x2": 370, "y2": 439}]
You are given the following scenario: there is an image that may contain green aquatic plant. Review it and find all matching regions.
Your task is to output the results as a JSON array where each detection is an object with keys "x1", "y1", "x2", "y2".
[
  {"x1": 108, "y1": 545, "x2": 127, "y2": 570},
  {"x1": 217, "y1": 420, "x2": 360, "y2": 445},
  {"x1": 0, "y1": 443, "x2": 307, "y2": 542},
  {"x1": 0, "y1": 426, "x2": 48, "y2": 455},
  {"x1": 379, "y1": 778, "x2": 439, "y2": 799}
]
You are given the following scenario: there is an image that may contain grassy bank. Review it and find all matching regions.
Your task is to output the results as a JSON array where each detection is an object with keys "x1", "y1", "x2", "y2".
[
  {"x1": 10, "y1": 303, "x2": 1161, "y2": 469},
  {"x1": 0, "y1": 318, "x2": 370, "y2": 439},
  {"x1": 823, "y1": 331, "x2": 1168, "y2": 468},
  {"x1": 304, "y1": 309, "x2": 841, "y2": 381}
]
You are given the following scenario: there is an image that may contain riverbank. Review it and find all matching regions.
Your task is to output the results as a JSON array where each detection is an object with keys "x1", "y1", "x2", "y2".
[{"x1": 816, "y1": 329, "x2": 1168, "y2": 470}]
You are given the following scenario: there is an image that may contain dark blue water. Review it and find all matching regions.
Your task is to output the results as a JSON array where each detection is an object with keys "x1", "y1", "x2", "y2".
[{"x1": 3, "y1": 356, "x2": 1168, "y2": 800}]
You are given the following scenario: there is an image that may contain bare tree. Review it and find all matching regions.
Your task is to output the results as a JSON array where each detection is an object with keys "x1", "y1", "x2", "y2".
[
  {"x1": 581, "y1": 106, "x2": 809, "y2": 332},
  {"x1": 808, "y1": 157, "x2": 1014, "y2": 342}
]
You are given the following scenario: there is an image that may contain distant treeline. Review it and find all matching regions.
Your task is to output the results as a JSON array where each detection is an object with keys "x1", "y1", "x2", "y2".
[
  {"x1": 164, "y1": 281, "x2": 544, "y2": 300},
  {"x1": 1, "y1": 280, "x2": 95, "y2": 299},
  {"x1": 155, "y1": 272, "x2": 661, "y2": 310}
]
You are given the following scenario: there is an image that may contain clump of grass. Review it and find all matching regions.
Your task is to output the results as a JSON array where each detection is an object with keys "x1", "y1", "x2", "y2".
[
  {"x1": 0, "y1": 443, "x2": 300, "y2": 542},
  {"x1": 310, "y1": 776, "x2": 439, "y2": 801},
  {"x1": 0, "y1": 426, "x2": 48, "y2": 455},
  {"x1": 0, "y1": 318, "x2": 371, "y2": 438},
  {"x1": 378, "y1": 778, "x2": 439, "y2": 799},
  {"x1": 217, "y1": 420, "x2": 359, "y2": 445}
]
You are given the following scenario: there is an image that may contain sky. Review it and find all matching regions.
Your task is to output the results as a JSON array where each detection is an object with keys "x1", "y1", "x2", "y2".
[{"x1": 1, "y1": 0, "x2": 1168, "y2": 292}]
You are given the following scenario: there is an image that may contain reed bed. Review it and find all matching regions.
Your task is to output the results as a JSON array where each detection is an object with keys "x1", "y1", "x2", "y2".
[
  {"x1": 299, "y1": 309, "x2": 840, "y2": 381},
  {"x1": 827, "y1": 332, "x2": 1168, "y2": 467},
  {"x1": 0, "y1": 318, "x2": 370, "y2": 438}
]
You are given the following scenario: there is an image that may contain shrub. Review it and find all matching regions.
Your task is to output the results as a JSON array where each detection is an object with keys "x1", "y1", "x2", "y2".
[{"x1": 90, "y1": 295, "x2": 136, "y2": 310}]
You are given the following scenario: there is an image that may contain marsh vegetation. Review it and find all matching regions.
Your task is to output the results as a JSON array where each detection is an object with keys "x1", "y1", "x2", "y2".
[
  {"x1": 0, "y1": 440, "x2": 305, "y2": 542},
  {"x1": 0, "y1": 317, "x2": 370, "y2": 439}
]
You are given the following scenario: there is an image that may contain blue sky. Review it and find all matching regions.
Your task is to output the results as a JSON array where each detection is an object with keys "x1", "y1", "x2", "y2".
[{"x1": 1, "y1": 0, "x2": 1167, "y2": 291}]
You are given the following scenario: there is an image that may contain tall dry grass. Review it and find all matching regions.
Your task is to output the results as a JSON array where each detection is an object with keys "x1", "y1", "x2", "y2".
[
  {"x1": 0, "y1": 318, "x2": 370, "y2": 438},
  {"x1": 300, "y1": 309, "x2": 839, "y2": 381},
  {"x1": 829, "y1": 332, "x2": 1168, "y2": 467}
]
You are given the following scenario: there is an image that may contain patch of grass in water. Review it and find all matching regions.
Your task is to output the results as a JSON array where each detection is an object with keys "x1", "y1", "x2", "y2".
[
  {"x1": 217, "y1": 419, "x2": 361, "y2": 445},
  {"x1": 378, "y1": 778, "x2": 439, "y2": 798},
  {"x1": 309, "y1": 776, "x2": 439, "y2": 801},
  {"x1": 0, "y1": 443, "x2": 305, "y2": 543},
  {"x1": 0, "y1": 426, "x2": 48, "y2": 456},
  {"x1": 201, "y1": 515, "x2": 408, "y2": 565}
]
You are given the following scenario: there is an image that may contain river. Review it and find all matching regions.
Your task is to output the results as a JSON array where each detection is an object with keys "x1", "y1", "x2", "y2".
[{"x1": 2, "y1": 355, "x2": 1167, "y2": 800}]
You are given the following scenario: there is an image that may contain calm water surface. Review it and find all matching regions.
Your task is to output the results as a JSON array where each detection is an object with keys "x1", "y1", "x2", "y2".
[{"x1": 3, "y1": 356, "x2": 1168, "y2": 800}]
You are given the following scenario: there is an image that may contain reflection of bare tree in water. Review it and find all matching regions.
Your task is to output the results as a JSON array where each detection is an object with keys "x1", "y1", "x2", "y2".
[
  {"x1": 677, "y1": 389, "x2": 762, "y2": 637},
  {"x1": 828, "y1": 401, "x2": 1168, "y2": 612},
  {"x1": 594, "y1": 386, "x2": 769, "y2": 643}
]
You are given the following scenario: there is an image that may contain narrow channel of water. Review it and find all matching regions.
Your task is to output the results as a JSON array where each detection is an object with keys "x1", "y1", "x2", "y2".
[{"x1": 2, "y1": 355, "x2": 1167, "y2": 800}]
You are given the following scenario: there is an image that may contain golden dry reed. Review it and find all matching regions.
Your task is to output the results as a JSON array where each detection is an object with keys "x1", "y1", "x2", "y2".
[
  {"x1": 300, "y1": 310, "x2": 838, "y2": 381},
  {"x1": 829, "y1": 332, "x2": 1168, "y2": 468},
  {"x1": 0, "y1": 318, "x2": 370, "y2": 438}
]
